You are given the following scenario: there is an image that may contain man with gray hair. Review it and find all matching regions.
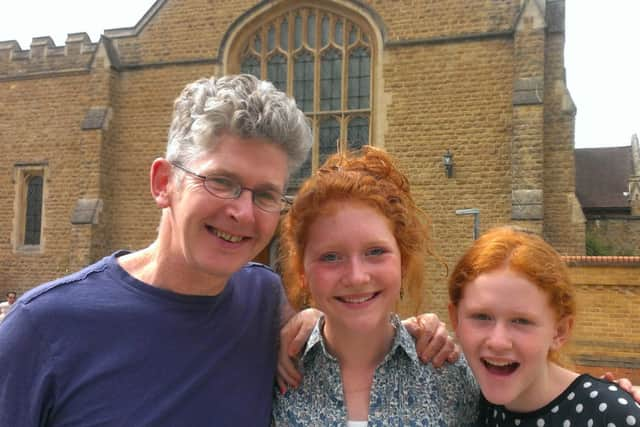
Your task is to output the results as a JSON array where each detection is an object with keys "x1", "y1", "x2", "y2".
[{"x1": 0, "y1": 75, "x2": 452, "y2": 426}]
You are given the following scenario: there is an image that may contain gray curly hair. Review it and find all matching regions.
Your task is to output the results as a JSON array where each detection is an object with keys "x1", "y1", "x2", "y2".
[{"x1": 166, "y1": 74, "x2": 312, "y2": 177}]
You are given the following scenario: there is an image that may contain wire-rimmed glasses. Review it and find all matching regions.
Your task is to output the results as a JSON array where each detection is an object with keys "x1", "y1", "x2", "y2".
[{"x1": 170, "y1": 161, "x2": 291, "y2": 213}]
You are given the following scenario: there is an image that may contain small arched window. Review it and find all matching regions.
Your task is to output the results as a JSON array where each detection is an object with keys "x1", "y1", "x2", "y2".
[
  {"x1": 24, "y1": 175, "x2": 43, "y2": 245},
  {"x1": 238, "y1": 7, "x2": 373, "y2": 189}
]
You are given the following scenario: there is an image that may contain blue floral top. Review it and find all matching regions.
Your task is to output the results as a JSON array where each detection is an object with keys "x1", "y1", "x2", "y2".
[{"x1": 272, "y1": 315, "x2": 479, "y2": 426}]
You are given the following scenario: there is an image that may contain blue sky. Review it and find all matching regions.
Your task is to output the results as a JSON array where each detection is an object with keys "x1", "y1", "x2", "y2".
[{"x1": 1, "y1": 0, "x2": 638, "y2": 148}]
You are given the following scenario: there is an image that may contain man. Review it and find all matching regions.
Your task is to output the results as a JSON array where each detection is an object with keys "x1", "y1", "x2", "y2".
[
  {"x1": 0, "y1": 75, "x2": 452, "y2": 426},
  {"x1": 0, "y1": 291, "x2": 16, "y2": 322}
]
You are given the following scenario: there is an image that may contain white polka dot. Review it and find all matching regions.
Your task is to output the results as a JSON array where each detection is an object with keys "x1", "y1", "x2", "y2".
[
  {"x1": 618, "y1": 397, "x2": 629, "y2": 405},
  {"x1": 515, "y1": 420, "x2": 521, "y2": 426},
  {"x1": 551, "y1": 405, "x2": 559, "y2": 413},
  {"x1": 599, "y1": 402, "x2": 608, "y2": 412},
  {"x1": 493, "y1": 409, "x2": 498, "y2": 418},
  {"x1": 590, "y1": 390, "x2": 599, "y2": 398},
  {"x1": 567, "y1": 392, "x2": 575, "y2": 400},
  {"x1": 576, "y1": 403, "x2": 584, "y2": 413},
  {"x1": 563, "y1": 420, "x2": 571, "y2": 427},
  {"x1": 502, "y1": 412, "x2": 506, "y2": 420},
  {"x1": 626, "y1": 415, "x2": 636, "y2": 425},
  {"x1": 607, "y1": 423, "x2": 616, "y2": 427},
  {"x1": 537, "y1": 419, "x2": 545, "y2": 427},
  {"x1": 609, "y1": 385, "x2": 619, "y2": 392},
  {"x1": 584, "y1": 381, "x2": 593, "y2": 388},
  {"x1": 587, "y1": 420, "x2": 593, "y2": 427}
]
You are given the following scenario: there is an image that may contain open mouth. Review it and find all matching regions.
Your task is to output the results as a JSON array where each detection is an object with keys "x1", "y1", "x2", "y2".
[
  {"x1": 482, "y1": 358, "x2": 520, "y2": 375},
  {"x1": 206, "y1": 225, "x2": 245, "y2": 243},
  {"x1": 335, "y1": 292, "x2": 380, "y2": 304}
]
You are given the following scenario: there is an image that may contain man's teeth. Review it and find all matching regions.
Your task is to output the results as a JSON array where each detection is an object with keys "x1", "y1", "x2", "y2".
[
  {"x1": 340, "y1": 294, "x2": 375, "y2": 304},
  {"x1": 214, "y1": 229, "x2": 243, "y2": 243}
]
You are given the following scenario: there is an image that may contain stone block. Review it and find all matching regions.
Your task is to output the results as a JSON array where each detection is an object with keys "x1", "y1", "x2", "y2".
[{"x1": 71, "y1": 198, "x2": 103, "y2": 225}]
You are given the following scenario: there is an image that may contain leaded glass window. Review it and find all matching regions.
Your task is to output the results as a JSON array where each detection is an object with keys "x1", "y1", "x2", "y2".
[
  {"x1": 239, "y1": 7, "x2": 372, "y2": 191},
  {"x1": 24, "y1": 175, "x2": 43, "y2": 245}
]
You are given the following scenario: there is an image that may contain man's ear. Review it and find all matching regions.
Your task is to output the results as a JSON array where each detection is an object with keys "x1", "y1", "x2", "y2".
[
  {"x1": 551, "y1": 315, "x2": 574, "y2": 351},
  {"x1": 150, "y1": 158, "x2": 173, "y2": 208},
  {"x1": 448, "y1": 302, "x2": 459, "y2": 331}
]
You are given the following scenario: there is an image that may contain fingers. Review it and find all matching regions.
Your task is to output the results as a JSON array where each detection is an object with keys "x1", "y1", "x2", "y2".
[
  {"x1": 403, "y1": 312, "x2": 459, "y2": 366},
  {"x1": 276, "y1": 354, "x2": 301, "y2": 393},
  {"x1": 417, "y1": 321, "x2": 447, "y2": 365},
  {"x1": 276, "y1": 308, "x2": 322, "y2": 393},
  {"x1": 599, "y1": 373, "x2": 640, "y2": 403}
]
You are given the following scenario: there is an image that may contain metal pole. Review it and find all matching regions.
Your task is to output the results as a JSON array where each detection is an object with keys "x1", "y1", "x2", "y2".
[{"x1": 455, "y1": 208, "x2": 480, "y2": 240}]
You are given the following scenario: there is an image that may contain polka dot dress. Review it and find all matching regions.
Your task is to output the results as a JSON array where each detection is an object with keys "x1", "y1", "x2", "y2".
[{"x1": 477, "y1": 374, "x2": 640, "y2": 426}]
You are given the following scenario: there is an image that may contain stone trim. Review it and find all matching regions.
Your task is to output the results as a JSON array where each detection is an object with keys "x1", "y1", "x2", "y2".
[
  {"x1": 513, "y1": 77, "x2": 544, "y2": 105},
  {"x1": 70, "y1": 199, "x2": 103, "y2": 225},
  {"x1": 81, "y1": 107, "x2": 111, "y2": 131},
  {"x1": 511, "y1": 189, "x2": 543, "y2": 220},
  {"x1": 385, "y1": 30, "x2": 512, "y2": 48}
]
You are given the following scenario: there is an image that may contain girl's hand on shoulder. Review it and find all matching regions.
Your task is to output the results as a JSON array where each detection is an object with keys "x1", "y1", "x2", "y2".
[
  {"x1": 403, "y1": 313, "x2": 460, "y2": 367},
  {"x1": 602, "y1": 372, "x2": 640, "y2": 403},
  {"x1": 277, "y1": 308, "x2": 322, "y2": 394}
]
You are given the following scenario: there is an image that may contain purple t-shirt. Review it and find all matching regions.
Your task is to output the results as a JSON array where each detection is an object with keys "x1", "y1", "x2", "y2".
[{"x1": 0, "y1": 251, "x2": 284, "y2": 426}]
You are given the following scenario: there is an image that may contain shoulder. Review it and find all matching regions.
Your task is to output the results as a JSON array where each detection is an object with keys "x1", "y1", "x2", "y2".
[
  {"x1": 574, "y1": 374, "x2": 640, "y2": 418},
  {"x1": 230, "y1": 262, "x2": 283, "y2": 293},
  {"x1": 234, "y1": 262, "x2": 280, "y2": 282},
  {"x1": 19, "y1": 252, "x2": 123, "y2": 305}
]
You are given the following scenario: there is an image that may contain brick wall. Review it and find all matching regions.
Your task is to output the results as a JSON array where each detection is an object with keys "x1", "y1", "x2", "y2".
[
  {"x1": 565, "y1": 260, "x2": 640, "y2": 383},
  {"x1": 1, "y1": 0, "x2": 583, "y2": 308}
]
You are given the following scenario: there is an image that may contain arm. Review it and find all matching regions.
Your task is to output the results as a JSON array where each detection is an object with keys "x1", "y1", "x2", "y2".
[{"x1": 0, "y1": 306, "x2": 53, "y2": 426}]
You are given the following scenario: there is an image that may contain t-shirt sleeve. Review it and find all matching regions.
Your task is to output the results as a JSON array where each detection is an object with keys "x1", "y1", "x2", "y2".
[{"x1": 0, "y1": 303, "x2": 55, "y2": 426}]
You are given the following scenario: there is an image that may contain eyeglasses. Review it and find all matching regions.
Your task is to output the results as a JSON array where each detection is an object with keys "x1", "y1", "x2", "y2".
[{"x1": 170, "y1": 162, "x2": 291, "y2": 213}]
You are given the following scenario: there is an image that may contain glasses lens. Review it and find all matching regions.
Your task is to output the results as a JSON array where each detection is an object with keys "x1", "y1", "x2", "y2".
[
  {"x1": 204, "y1": 176, "x2": 239, "y2": 198},
  {"x1": 253, "y1": 190, "x2": 283, "y2": 212}
]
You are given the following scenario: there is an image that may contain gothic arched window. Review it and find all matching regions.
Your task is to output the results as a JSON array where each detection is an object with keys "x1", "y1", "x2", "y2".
[{"x1": 239, "y1": 7, "x2": 372, "y2": 189}]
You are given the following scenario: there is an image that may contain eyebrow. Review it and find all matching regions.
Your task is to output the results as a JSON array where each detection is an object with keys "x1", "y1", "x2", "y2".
[{"x1": 201, "y1": 168, "x2": 285, "y2": 193}]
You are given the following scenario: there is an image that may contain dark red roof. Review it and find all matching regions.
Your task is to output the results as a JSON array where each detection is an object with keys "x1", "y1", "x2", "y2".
[{"x1": 575, "y1": 146, "x2": 632, "y2": 209}]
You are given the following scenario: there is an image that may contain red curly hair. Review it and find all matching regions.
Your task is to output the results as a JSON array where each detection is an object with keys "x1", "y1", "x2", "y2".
[{"x1": 279, "y1": 146, "x2": 432, "y2": 313}]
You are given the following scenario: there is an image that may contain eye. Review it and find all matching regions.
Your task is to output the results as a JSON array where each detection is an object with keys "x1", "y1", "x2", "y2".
[
  {"x1": 206, "y1": 175, "x2": 236, "y2": 191},
  {"x1": 320, "y1": 252, "x2": 340, "y2": 263},
  {"x1": 470, "y1": 313, "x2": 492, "y2": 321},
  {"x1": 365, "y1": 247, "x2": 386, "y2": 257},
  {"x1": 254, "y1": 190, "x2": 279, "y2": 204},
  {"x1": 512, "y1": 318, "x2": 532, "y2": 326}
]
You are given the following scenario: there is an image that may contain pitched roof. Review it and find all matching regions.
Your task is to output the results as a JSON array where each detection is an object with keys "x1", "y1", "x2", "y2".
[{"x1": 575, "y1": 146, "x2": 632, "y2": 209}]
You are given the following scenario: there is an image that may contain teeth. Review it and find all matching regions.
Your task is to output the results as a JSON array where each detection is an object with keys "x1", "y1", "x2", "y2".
[
  {"x1": 340, "y1": 294, "x2": 375, "y2": 304},
  {"x1": 214, "y1": 229, "x2": 243, "y2": 243},
  {"x1": 484, "y1": 359, "x2": 514, "y2": 367}
]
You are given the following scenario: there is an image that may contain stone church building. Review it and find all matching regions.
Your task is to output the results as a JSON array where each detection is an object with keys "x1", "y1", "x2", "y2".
[{"x1": 0, "y1": 0, "x2": 584, "y2": 317}]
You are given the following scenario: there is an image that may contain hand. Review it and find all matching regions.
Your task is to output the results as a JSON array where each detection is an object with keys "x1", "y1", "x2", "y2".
[
  {"x1": 403, "y1": 313, "x2": 460, "y2": 367},
  {"x1": 276, "y1": 308, "x2": 322, "y2": 394},
  {"x1": 601, "y1": 372, "x2": 640, "y2": 403}
]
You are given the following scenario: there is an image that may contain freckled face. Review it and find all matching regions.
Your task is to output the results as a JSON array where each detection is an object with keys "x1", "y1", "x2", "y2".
[
  {"x1": 302, "y1": 201, "x2": 402, "y2": 338},
  {"x1": 451, "y1": 268, "x2": 565, "y2": 412}
]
